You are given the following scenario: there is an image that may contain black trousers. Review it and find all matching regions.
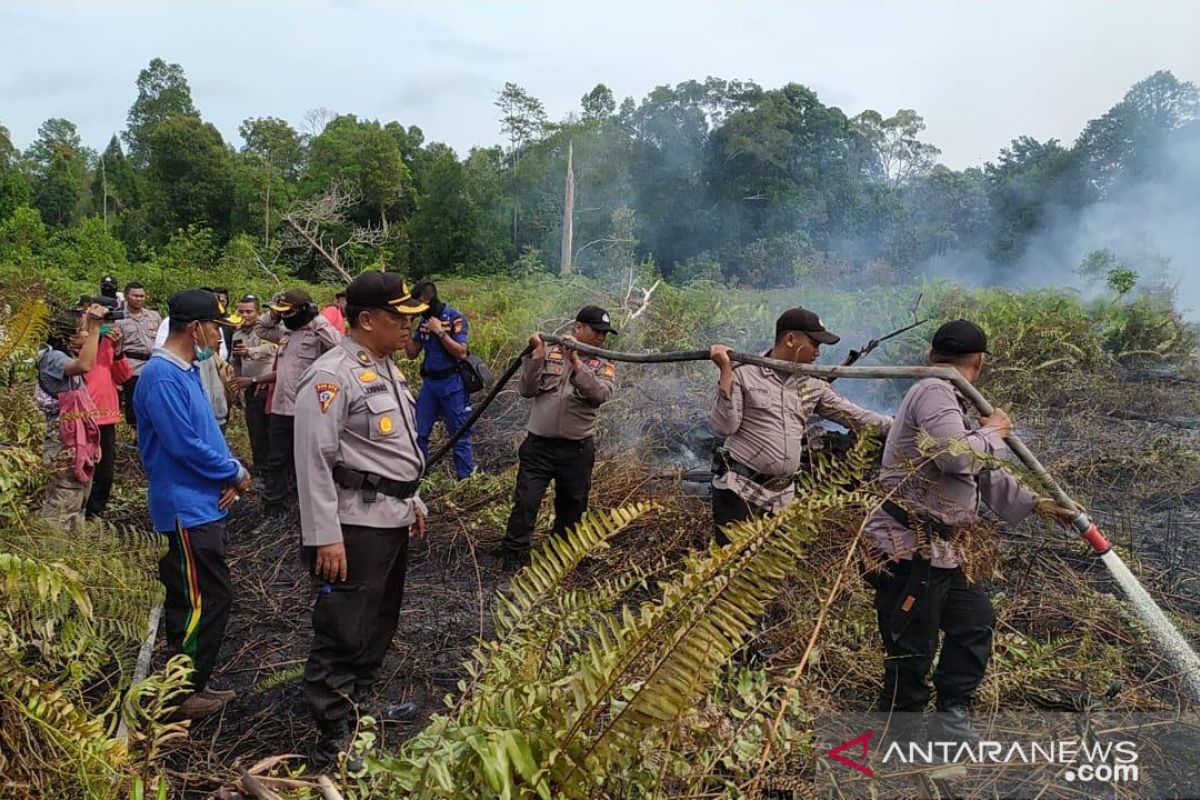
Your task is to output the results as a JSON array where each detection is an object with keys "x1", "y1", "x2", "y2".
[
  {"x1": 122, "y1": 375, "x2": 139, "y2": 429},
  {"x1": 85, "y1": 424, "x2": 117, "y2": 519},
  {"x1": 873, "y1": 559, "x2": 995, "y2": 712},
  {"x1": 159, "y1": 519, "x2": 232, "y2": 692},
  {"x1": 711, "y1": 486, "x2": 768, "y2": 546},
  {"x1": 502, "y1": 434, "x2": 595, "y2": 553},
  {"x1": 263, "y1": 413, "x2": 296, "y2": 510},
  {"x1": 303, "y1": 524, "x2": 410, "y2": 727},
  {"x1": 243, "y1": 386, "x2": 271, "y2": 473}
]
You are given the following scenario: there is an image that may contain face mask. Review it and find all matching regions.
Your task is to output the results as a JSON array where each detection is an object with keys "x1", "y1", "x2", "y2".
[{"x1": 193, "y1": 326, "x2": 215, "y2": 361}]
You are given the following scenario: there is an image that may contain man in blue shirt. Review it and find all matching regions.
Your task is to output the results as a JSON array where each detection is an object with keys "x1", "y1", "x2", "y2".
[
  {"x1": 135, "y1": 289, "x2": 252, "y2": 721},
  {"x1": 404, "y1": 280, "x2": 474, "y2": 479}
]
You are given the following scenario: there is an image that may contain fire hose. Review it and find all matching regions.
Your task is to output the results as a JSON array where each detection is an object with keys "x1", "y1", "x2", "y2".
[{"x1": 425, "y1": 333, "x2": 1200, "y2": 701}]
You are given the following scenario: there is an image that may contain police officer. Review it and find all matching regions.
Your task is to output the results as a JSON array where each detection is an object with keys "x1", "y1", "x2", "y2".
[
  {"x1": 500, "y1": 306, "x2": 617, "y2": 570},
  {"x1": 404, "y1": 280, "x2": 474, "y2": 479},
  {"x1": 709, "y1": 308, "x2": 892, "y2": 545},
  {"x1": 293, "y1": 271, "x2": 430, "y2": 767},
  {"x1": 255, "y1": 289, "x2": 342, "y2": 516},
  {"x1": 865, "y1": 320, "x2": 1073, "y2": 741}
]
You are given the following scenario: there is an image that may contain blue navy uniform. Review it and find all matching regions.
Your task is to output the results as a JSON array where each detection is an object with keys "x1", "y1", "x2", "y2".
[{"x1": 412, "y1": 305, "x2": 474, "y2": 478}]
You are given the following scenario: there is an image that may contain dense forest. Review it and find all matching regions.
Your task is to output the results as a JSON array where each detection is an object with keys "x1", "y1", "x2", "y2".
[{"x1": 1, "y1": 59, "x2": 1197, "y2": 293}]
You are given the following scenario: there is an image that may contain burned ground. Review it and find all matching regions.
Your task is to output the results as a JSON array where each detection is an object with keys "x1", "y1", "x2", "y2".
[{"x1": 135, "y1": 362, "x2": 1200, "y2": 798}]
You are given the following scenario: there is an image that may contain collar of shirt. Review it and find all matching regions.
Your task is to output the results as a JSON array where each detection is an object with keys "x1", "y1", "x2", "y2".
[{"x1": 151, "y1": 346, "x2": 195, "y2": 372}]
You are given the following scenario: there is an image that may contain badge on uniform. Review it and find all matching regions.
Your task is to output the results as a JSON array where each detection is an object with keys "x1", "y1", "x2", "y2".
[
  {"x1": 378, "y1": 416, "x2": 394, "y2": 434},
  {"x1": 452, "y1": 318, "x2": 464, "y2": 335},
  {"x1": 547, "y1": 347, "x2": 563, "y2": 361},
  {"x1": 602, "y1": 362, "x2": 615, "y2": 379},
  {"x1": 356, "y1": 351, "x2": 371, "y2": 364},
  {"x1": 316, "y1": 382, "x2": 339, "y2": 413},
  {"x1": 358, "y1": 370, "x2": 378, "y2": 382}
]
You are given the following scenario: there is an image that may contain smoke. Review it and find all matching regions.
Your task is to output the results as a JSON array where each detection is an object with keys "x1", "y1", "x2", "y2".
[{"x1": 926, "y1": 122, "x2": 1200, "y2": 316}]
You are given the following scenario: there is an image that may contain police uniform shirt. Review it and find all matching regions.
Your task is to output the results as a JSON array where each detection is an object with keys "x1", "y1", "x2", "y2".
[
  {"x1": 518, "y1": 344, "x2": 615, "y2": 440},
  {"x1": 294, "y1": 338, "x2": 428, "y2": 546},
  {"x1": 255, "y1": 313, "x2": 342, "y2": 416},
  {"x1": 230, "y1": 327, "x2": 276, "y2": 382},
  {"x1": 412, "y1": 306, "x2": 468, "y2": 373},
  {"x1": 115, "y1": 307, "x2": 162, "y2": 375},
  {"x1": 865, "y1": 377, "x2": 1036, "y2": 568},
  {"x1": 711, "y1": 362, "x2": 892, "y2": 511}
]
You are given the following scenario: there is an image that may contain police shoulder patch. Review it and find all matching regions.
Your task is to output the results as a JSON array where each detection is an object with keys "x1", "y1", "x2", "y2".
[
  {"x1": 602, "y1": 361, "x2": 615, "y2": 379},
  {"x1": 315, "y1": 382, "x2": 340, "y2": 413},
  {"x1": 452, "y1": 317, "x2": 464, "y2": 334}
]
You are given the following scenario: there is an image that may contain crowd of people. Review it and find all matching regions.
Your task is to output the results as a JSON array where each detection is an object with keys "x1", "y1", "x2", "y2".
[{"x1": 32, "y1": 271, "x2": 1075, "y2": 768}]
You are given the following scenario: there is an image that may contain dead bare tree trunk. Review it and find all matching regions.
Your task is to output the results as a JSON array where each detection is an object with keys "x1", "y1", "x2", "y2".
[{"x1": 560, "y1": 141, "x2": 575, "y2": 276}]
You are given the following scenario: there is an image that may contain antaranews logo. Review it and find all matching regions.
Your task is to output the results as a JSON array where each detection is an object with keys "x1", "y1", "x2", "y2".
[{"x1": 827, "y1": 731, "x2": 874, "y2": 777}]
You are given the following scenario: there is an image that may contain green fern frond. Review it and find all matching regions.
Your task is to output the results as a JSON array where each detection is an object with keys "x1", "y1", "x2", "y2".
[{"x1": 0, "y1": 297, "x2": 51, "y2": 366}]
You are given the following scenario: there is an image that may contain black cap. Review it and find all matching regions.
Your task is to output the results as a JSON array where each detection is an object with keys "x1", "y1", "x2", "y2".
[
  {"x1": 269, "y1": 288, "x2": 314, "y2": 314},
  {"x1": 100, "y1": 275, "x2": 118, "y2": 289},
  {"x1": 932, "y1": 319, "x2": 989, "y2": 355},
  {"x1": 238, "y1": 293, "x2": 260, "y2": 305},
  {"x1": 346, "y1": 271, "x2": 428, "y2": 315},
  {"x1": 169, "y1": 289, "x2": 235, "y2": 326},
  {"x1": 775, "y1": 308, "x2": 839, "y2": 345},
  {"x1": 576, "y1": 305, "x2": 618, "y2": 335}
]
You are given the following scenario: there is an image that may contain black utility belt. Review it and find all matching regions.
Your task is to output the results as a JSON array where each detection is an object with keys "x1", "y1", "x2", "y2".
[
  {"x1": 713, "y1": 449, "x2": 793, "y2": 492},
  {"x1": 124, "y1": 351, "x2": 152, "y2": 361},
  {"x1": 421, "y1": 365, "x2": 458, "y2": 380},
  {"x1": 332, "y1": 465, "x2": 419, "y2": 503},
  {"x1": 880, "y1": 499, "x2": 955, "y2": 541}
]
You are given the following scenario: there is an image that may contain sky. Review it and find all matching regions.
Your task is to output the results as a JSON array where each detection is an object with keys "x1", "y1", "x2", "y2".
[{"x1": 2, "y1": 1, "x2": 1198, "y2": 168}]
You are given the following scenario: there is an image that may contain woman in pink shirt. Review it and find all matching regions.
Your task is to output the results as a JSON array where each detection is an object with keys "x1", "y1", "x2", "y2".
[{"x1": 84, "y1": 323, "x2": 132, "y2": 519}]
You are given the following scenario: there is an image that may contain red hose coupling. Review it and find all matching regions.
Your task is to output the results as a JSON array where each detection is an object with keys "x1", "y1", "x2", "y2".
[{"x1": 1079, "y1": 523, "x2": 1111, "y2": 555}]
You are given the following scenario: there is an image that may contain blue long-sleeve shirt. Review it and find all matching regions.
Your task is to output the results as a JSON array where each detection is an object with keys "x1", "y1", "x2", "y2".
[{"x1": 134, "y1": 348, "x2": 246, "y2": 532}]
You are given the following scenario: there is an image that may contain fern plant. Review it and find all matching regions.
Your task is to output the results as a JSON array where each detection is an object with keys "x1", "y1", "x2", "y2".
[{"x1": 338, "y1": 438, "x2": 881, "y2": 800}]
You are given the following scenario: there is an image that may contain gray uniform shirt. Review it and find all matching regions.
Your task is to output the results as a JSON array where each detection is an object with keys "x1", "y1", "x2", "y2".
[
  {"x1": 294, "y1": 338, "x2": 428, "y2": 547},
  {"x1": 256, "y1": 314, "x2": 341, "y2": 416},
  {"x1": 115, "y1": 308, "x2": 162, "y2": 375},
  {"x1": 231, "y1": 327, "x2": 275, "y2": 382},
  {"x1": 711, "y1": 362, "x2": 892, "y2": 511},
  {"x1": 518, "y1": 344, "x2": 615, "y2": 440},
  {"x1": 865, "y1": 377, "x2": 1037, "y2": 568}
]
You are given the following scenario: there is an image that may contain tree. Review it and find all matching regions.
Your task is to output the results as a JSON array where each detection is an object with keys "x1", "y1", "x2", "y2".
[
  {"x1": 581, "y1": 84, "x2": 616, "y2": 120},
  {"x1": 25, "y1": 118, "x2": 92, "y2": 228},
  {"x1": 495, "y1": 82, "x2": 547, "y2": 162},
  {"x1": 0, "y1": 122, "x2": 30, "y2": 222},
  {"x1": 1076, "y1": 70, "x2": 1199, "y2": 193},
  {"x1": 145, "y1": 115, "x2": 234, "y2": 240},
  {"x1": 984, "y1": 136, "x2": 1082, "y2": 262},
  {"x1": 124, "y1": 58, "x2": 197, "y2": 167},
  {"x1": 854, "y1": 109, "x2": 941, "y2": 188},
  {"x1": 90, "y1": 136, "x2": 141, "y2": 224},
  {"x1": 237, "y1": 117, "x2": 304, "y2": 246},
  {"x1": 304, "y1": 115, "x2": 410, "y2": 230}
]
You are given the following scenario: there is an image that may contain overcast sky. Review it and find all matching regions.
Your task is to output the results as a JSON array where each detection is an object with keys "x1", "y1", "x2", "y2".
[{"x1": 2, "y1": 1, "x2": 1198, "y2": 168}]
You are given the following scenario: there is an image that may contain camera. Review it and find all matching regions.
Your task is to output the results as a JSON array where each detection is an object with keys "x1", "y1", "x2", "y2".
[{"x1": 104, "y1": 309, "x2": 127, "y2": 321}]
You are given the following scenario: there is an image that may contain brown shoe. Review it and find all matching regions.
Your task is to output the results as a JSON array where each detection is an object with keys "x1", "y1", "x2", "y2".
[{"x1": 170, "y1": 690, "x2": 232, "y2": 721}]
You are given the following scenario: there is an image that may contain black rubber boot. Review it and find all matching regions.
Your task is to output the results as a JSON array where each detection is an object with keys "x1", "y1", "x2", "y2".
[
  {"x1": 500, "y1": 548, "x2": 530, "y2": 573},
  {"x1": 927, "y1": 705, "x2": 981, "y2": 745},
  {"x1": 309, "y1": 721, "x2": 362, "y2": 773},
  {"x1": 358, "y1": 698, "x2": 419, "y2": 722}
]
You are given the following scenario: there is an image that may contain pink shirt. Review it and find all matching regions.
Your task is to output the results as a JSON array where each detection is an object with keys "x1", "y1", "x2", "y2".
[
  {"x1": 84, "y1": 338, "x2": 133, "y2": 427},
  {"x1": 320, "y1": 305, "x2": 345, "y2": 332}
]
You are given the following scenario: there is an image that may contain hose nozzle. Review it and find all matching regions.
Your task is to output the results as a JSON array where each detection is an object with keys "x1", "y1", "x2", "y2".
[{"x1": 1072, "y1": 514, "x2": 1112, "y2": 555}]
